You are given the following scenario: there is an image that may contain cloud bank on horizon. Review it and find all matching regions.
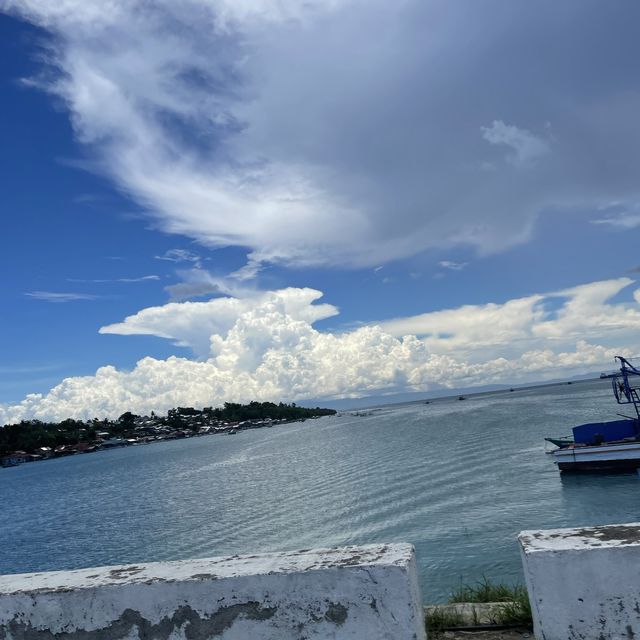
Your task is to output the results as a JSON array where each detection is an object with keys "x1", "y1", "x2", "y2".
[
  {"x1": 1, "y1": 278, "x2": 639, "y2": 422},
  {"x1": 4, "y1": 0, "x2": 640, "y2": 270}
]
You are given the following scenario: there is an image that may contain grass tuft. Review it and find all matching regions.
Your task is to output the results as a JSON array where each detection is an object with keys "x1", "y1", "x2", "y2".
[
  {"x1": 449, "y1": 577, "x2": 532, "y2": 625},
  {"x1": 425, "y1": 608, "x2": 465, "y2": 633},
  {"x1": 426, "y1": 578, "x2": 533, "y2": 635},
  {"x1": 497, "y1": 589, "x2": 532, "y2": 625},
  {"x1": 451, "y1": 576, "x2": 514, "y2": 603}
]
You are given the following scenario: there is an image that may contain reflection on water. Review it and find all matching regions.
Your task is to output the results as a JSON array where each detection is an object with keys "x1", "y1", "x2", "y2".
[{"x1": 2, "y1": 378, "x2": 640, "y2": 601}]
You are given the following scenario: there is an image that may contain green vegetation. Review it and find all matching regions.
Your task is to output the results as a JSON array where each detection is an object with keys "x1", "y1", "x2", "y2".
[
  {"x1": 203, "y1": 401, "x2": 334, "y2": 422},
  {"x1": 426, "y1": 578, "x2": 532, "y2": 635},
  {"x1": 0, "y1": 418, "x2": 96, "y2": 455},
  {"x1": 425, "y1": 608, "x2": 466, "y2": 634},
  {"x1": 497, "y1": 592, "x2": 533, "y2": 626},
  {"x1": 0, "y1": 402, "x2": 336, "y2": 456},
  {"x1": 450, "y1": 577, "x2": 531, "y2": 625},
  {"x1": 452, "y1": 576, "x2": 522, "y2": 601}
]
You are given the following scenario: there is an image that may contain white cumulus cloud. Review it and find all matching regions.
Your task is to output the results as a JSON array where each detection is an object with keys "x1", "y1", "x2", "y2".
[
  {"x1": 99, "y1": 288, "x2": 339, "y2": 357},
  {"x1": 381, "y1": 278, "x2": 640, "y2": 358},
  {"x1": 2, "y1": 278, "x2": 640, "y2": 423}
]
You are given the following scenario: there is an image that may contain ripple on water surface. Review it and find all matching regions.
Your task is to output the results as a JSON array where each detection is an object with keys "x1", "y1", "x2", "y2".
[{"x1": 2, "y1": 378, "x2": 640, "y2": 601}]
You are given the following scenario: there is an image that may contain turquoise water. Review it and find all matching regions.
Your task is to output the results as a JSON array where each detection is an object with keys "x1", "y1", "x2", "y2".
[{"x1": 2, "y1": 378, "x2": 640, "y2": 602}]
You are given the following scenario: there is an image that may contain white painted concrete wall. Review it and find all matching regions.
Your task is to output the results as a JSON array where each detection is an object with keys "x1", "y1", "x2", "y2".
[
  {"x1": 0, "y1": 543, "x2": 425, "y2": 640},
  {"x1": 520, "y1": 522, "x2": 640, "y2": 640}
]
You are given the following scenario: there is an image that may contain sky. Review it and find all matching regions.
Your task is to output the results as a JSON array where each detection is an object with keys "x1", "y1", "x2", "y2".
[{"x1": 2, "y1": 0, "x2": 640, "y2": 421}]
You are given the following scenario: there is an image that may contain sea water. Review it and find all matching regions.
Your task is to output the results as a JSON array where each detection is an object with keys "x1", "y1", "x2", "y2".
[{"x1": 2, "y1": 378, "x2": 640, "y2": 602}]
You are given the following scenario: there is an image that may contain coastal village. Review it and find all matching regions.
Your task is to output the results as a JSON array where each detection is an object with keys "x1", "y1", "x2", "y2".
[{"x1": 0, "y1": 402, "x2": 336, "y2": 468}]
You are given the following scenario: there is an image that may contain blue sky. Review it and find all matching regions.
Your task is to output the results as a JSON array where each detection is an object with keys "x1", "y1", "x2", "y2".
[{"x1": 2, "y1": 2, "x2": 640, "y2": 420}]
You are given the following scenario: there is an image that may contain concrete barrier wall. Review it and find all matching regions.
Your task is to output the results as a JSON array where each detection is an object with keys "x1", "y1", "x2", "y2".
[
  {"x1": 520, "y1": 522, "x2": 640, "y2": 640},
  {"x1": 0, "y1": 543, "x2": 425, "y2": 640}
]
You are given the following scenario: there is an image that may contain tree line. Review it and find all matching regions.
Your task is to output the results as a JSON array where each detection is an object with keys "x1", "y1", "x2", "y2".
[{"x1": 0, "y1": 402, "x2": 336, "y2": 455}]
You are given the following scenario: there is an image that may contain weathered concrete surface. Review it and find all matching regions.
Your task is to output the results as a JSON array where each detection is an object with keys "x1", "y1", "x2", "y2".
[
  {"x1": 434, "y1": 631, "x2": 531, "y2": 640},
  {"x1": 0, "y1": 544, "x2": 425, "y2": 640},
  {"x1": 519, "y1": 522, "x2": 640, "y2": 640}
]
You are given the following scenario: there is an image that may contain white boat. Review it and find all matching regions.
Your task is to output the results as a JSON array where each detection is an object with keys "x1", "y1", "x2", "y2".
[
  {"x1": 548, "y1": 356, "x2": 640, "y2": 473},
  {"x1": 553, "y1": 440, "x2": 640, "y2": 473}
]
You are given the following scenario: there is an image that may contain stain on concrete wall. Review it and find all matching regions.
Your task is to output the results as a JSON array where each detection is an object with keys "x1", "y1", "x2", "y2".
[
  {"x1": 520, "y1": 522, "x2": 640, "y2": 640},
  {"x1": 0, "y1": 544, "x2": 425, "y2": 640}
]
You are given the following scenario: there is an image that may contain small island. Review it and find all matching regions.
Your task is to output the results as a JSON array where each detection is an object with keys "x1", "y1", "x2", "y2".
[{"x1": 0, "y1": 402, "x2": 336, "y2": 468}]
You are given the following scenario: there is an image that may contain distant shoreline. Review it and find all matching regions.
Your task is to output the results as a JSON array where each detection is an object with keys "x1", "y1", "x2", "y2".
[
  {"x1": 335, "y1": 376, "x2": 603, "y2": 412},
  {"x1": 0, "y1": 403, "x2": 336, "y2": 469}
]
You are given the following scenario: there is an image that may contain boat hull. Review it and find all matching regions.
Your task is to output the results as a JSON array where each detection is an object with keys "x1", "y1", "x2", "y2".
[
  {"x1": 554, "y1": 442, "x2": 640, "y2": 473},
  {"x1": 557, "y1": 458, "x2": 640, "y2": 473}
]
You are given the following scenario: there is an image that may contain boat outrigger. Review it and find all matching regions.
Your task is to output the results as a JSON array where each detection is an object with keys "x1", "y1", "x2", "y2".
[
  {"x1": 547, "y1": 356, "x2": 640, "y2": 473},
  {"x1": 545, "y1": 436, "x2": 574, "y2": 449}
]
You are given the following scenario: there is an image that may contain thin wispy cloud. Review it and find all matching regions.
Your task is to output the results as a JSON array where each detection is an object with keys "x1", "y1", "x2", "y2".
[
  {"x1": 481, "y1": 120, "x2": 550, "y2": 168},
  {"x1": 165, "y1": 269, "x2": 256, "y2": 301},
  {"x1": 0, "y1": 363, "x2": 65, "y2": 375},
  {"x1": 67, "y1": 275, "x2": 160, "y2": 283},
  {"x1": 438, "y1": 261, "x2": 468, "y2": 271},
  {"x1": 591, "y1": 214, "x2": 640, "y2": 229},
  {"x1": 155, "y1": 249, "x2": 202, "y2": 268},
  {"x1": 73, "y1": 193, "x2": 102, "y2": 204},
  {"x1": 25, "y1": 291, "x2": 99, "y2": 303},
  {"x1": 229, "y1": 258, "x2": 264, "y2": 282}
]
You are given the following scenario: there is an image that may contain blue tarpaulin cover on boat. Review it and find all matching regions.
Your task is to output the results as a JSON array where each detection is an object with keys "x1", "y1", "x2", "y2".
[{"x1": 572, "y1": 419, "x2": 638, "y2": 445}]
